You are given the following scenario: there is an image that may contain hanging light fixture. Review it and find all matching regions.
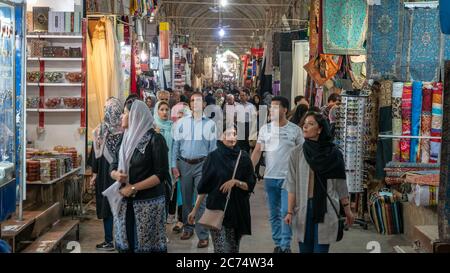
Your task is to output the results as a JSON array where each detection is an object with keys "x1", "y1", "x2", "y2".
[
  {"x1": 219, "y1": 28, "x2": 225, "y2": 38},
  {"x1": 140, "y1": 42, "x2": 149, "y2": 62}
]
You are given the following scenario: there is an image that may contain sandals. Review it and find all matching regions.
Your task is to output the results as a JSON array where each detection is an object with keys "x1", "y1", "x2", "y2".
[{"x1": 172, "y1": 222, "x2": 183, "y2": 233}]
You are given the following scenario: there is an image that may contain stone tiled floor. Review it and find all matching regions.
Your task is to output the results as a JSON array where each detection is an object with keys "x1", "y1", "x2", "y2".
[{"x1": 77, "y1": 182, "x2": 410, "y2": 253}]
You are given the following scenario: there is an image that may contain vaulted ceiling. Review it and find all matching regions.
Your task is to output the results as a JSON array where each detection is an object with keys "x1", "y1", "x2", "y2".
[{"x1": 158, "y1": 0, "x2": 310, "y2": 56}]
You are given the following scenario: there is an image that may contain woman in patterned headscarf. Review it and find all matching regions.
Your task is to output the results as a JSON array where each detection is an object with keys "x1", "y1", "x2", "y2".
[{"x1": 88, "y1": 97, "x2": 123, "y2": 251}]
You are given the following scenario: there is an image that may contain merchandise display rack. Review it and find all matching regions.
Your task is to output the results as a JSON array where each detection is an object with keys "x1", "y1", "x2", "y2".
[
  {"x1": 25, "y1": 20, "x2": 87, "y2": 132},
  {"x1": 335, "y1": 92, "x2": 370, "y2": 230}
]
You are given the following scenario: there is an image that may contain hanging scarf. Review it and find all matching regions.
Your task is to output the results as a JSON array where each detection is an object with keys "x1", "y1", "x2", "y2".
[
  {"x1": 92, "y1": 97, "x2": 123, "y2": 164},
  {"x1": 118, "y1": 100, "x2": 154, "y2": 179},
  {"x1": 302, "y1": 117, "x2": 346, "y2": 224}
]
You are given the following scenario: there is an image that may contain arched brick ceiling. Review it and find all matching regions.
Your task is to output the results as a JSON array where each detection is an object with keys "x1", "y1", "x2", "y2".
[{"x1": 159, "y1": 0, "x2": 309, "y2": 55}]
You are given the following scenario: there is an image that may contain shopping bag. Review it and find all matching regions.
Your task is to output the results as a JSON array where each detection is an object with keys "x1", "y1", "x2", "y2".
[{"x1": 102, "y1": 181, "x2": 123, "y2": 217}]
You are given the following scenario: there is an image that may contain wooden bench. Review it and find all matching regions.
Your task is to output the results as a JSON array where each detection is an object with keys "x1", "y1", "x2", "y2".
[{"x1": 22, "y1": 219, "x2": 80, "y2": 253}]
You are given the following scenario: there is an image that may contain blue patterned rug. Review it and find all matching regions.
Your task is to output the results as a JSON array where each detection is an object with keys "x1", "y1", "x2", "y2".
[
  {"x1": 367, "y1": 0, "x2": 404, "y2": 80},
  {"x1": 401, "y1": 8, "x2": 441, "y2": 82},
  {"x1": 322, "y1": 0, "x2": 368, "y2": 55}
]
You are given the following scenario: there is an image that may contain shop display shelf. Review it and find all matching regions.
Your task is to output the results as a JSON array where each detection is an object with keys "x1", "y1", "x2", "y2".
[
  {"x1": 27, "y1": 57, "x2": 84, "y2": 61},
  {"x1": 27, "y1": 83, "x2": 84, "y2": 87},
  {"x1": 26, "y1": 34, "x2": 83, "y2": 39},
  {"x1": 26, "y1": 109, "x2": 82, "y2": 113},
  {"x1": 378, "y1": 135, "x2": 442, "y2": 140},
  {"x1": 26, "y1": 167, "x2": 81, "y2": 185}
]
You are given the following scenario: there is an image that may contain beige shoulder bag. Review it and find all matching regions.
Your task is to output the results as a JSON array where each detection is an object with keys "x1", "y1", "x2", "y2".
[{"x1": 198, "y1": 150, "x2": 242, "y2": 230}]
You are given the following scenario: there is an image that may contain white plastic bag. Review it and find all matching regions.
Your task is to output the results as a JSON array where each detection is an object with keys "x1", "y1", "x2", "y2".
[{"x1": 102, "y1": 182, "x2": 123, "y2": 217}]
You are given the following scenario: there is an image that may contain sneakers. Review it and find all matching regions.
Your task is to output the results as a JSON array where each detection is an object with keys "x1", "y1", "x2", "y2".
[
  {"x1": 96, "y1": 242, "x2": 115, "y2": 251},
  {"x1": 273, "y1": 246, "x2": 282, "y2": 253},
  {"x1": 167, "y1": 214, "x2": 176, "y2": 224}
]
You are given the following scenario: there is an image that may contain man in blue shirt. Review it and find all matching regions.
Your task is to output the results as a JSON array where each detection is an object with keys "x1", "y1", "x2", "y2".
[{"x1": 172, "y1": 91, "x2": 217, "y2": 248}]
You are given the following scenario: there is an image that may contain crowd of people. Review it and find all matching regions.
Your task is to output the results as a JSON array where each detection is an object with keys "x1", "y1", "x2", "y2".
[{"x1": 88, "y1": 84, "x2": 354, "y2": 254}]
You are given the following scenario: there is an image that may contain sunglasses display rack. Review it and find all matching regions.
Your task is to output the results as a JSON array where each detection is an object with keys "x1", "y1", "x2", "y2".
[{"x1": 335, "y1": 93, "x2": 369, "y2": 193}]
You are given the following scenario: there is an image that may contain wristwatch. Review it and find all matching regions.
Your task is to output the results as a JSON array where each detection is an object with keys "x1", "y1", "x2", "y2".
[{"x1": 131, "y1": 186, "x2": 138, "y2": 197}]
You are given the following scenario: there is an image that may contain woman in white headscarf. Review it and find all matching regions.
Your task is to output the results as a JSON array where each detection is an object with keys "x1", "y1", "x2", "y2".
[
  {"x1": 89, "y1": 97, "x2": 123, "y2": 251},
  {"x1": 110, "y1": 100, "x2": 170, "y2": 253}
]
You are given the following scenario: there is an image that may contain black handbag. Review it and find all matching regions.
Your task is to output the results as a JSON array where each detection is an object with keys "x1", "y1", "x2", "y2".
[{"x1": 316, "y1": 177, "x2": 346, "y2": 242}]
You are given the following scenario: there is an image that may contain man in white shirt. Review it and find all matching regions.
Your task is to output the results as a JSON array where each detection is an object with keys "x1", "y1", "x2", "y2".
[
  {"x1": 236, "y1": 89, "x2": 257, "y2": 153},
  {"x1": 251, "y1": 96, "x2": 304, "y2": 253}
]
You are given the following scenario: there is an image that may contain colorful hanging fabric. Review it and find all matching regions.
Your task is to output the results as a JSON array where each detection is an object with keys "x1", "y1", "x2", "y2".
[
  {"x1": 130, "y1": 0, "x2": 138, "y2": 15},
  {"x1": 401, "y1": 83, "x2": 412, "y2": 162},
  {"x1": 401, "y1": 8, "x2": 441, "y2": 82},
  {"x1": 366, "y1": 0, "x2": 404, "y2": 80},
  {"x1": 322, "y1": 0, "x2": 368, "y2": 55},
  {"x1": 130, "y1": 33, "x2": 137, "y2": 94},
  {"x1": 309, "y1": 0, "x2": 321, "y2": 59},
  {"x1": 159, "y1": 22, "x2": 170, "y2": 59},
  {"x1": 392, "y1": 82, "x2": 403, "y2": 162},
  {"x1": 410, "y1": 81, "x2": 423, "y2": 162},
  {"x1": 440, "y1": 0, "x2": 450, "y2": 34},
  {"x1": 430, "y1": 82, "x2": 443, "y2": 163},
  {"x1": 420, "y1": 84, "x2": 433, "y2": 163}
]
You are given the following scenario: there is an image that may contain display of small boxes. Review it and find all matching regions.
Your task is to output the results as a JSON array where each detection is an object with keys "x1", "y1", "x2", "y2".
[
  {"x1": 33, "y1": 7, "x2": 49, "y2": 32},
  {"x1": 43, "y1": 46, "x2": 69, "y2": 58},
  {"x1": 48, "y1": 11, "x2": 65, "y2": 33}
]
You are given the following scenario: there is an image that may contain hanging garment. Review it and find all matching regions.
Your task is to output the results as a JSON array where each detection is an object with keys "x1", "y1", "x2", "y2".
[
  {"x1": 309, "y1": 0, "x2": 321, "y2": 59},
  {"x1": 303, "y1": 54, "x2": 340, "y2": 86},
  {"x1": 264, "y1": 31, "x2": 273, "y2": 75},
  {"x1": 272, "y1": 32, "x2": 281, "y2": 67},
  {"x1": 87, "y1": 32, "x2": 102, "y2": 141},
  {"x1": 440, "y1": 0, "x2": 450, "y2": 34},
  {"x1": 367, "y1": 0, "x2": 404, "y2": 80},
  {"x1": 400, "y1": 83, "x2": 412, "y2": 162},
  {"x1": 291, "y1": 41, "x2": 309, "y2": 101},
  {"x1": 430, "y1": 83, "x2": 443, "y2": 163},
  {"x1": 401, "y1": 8, "x2": 441, "y2": 82},
  {"x1": 159, "y1": 22, "x2": 170, "y2": 59},
  {"x1": 130, "y1": 35, "x2": 137, "y2": 94},
  {"x1": 322, "y1": 0, "x2": 368, "y2": 55},
  {"x1": 279, "y1": 51, "x2": 293, "y2": 100},
  {"x1": 91, "y1": 18, "x2": 110, "y2": 129},
  {"x1": 350, "y1": 55, "x2": 367, "y2": 90},
  {"x1": 410, "y1": 81, "x2": 423, "y2": 162},
  {"x1": 106, "y1": 18, "x2": 123, "y2": 102},
  {"x1": 392, "y1": 82, "x2": 403, "y2": 162},
  {"x1": 420, "y1": 84, "x2": 433, "y2": 163}
]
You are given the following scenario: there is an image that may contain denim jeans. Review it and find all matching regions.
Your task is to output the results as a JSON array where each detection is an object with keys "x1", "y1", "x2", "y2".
[
  {"x1": 264, "y1": 178, "x2": 292, "y2": 251},
  {"x1": 299, "y1": 199, "x2": 330, "y2": 253},
  {"x1": 103, "y1": 216, "x2": 113, "y2": 244}
]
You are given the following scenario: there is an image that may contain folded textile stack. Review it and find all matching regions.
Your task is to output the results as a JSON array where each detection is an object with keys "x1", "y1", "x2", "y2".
[
  {"x1": 404, "y1": 170, "x2": 440, "y2": 187},
  {"x1": 369, "y1": 190, "x2": 403, "y2": 235},
  {"x1": 384, "y1": 161, "x2": 439, "y2": 185}
]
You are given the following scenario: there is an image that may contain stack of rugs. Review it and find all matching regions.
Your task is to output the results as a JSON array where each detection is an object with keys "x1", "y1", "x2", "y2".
[
  {"x1": 390, "y1": 81, "x2": 443, "y2": 163},
  {"x1": 369, "y1": 189, "x2": 403, "y2": 235},
  {"x1": 384, "y1": 162, "x2": 440, "y2": 185}
]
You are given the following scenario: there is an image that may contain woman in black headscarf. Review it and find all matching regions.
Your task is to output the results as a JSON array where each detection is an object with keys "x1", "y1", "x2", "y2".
[
  {"x1": 284, "y1": 111, "x2": 354, "y2": 253},
  {"x1": 187, "y1": 126, "x2": 256, "y2": 253}
]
